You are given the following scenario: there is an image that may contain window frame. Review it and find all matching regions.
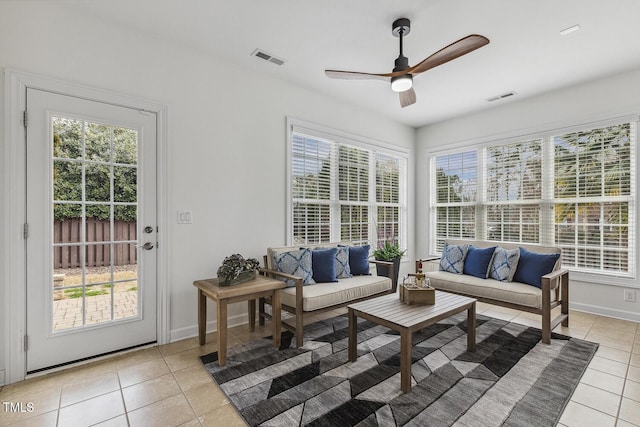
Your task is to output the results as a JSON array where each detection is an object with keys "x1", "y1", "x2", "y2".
[
  {"x1": 427, "y1": 115, "x2": 638, "y2": 283},
  {"x1": 287, "y1": 118, "x2": 408, "y2": 253}
]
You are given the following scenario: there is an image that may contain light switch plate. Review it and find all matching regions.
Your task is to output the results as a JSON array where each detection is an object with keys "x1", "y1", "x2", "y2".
[{"x1": 177, "y1": 210, "x2": 192, "y2": 224}]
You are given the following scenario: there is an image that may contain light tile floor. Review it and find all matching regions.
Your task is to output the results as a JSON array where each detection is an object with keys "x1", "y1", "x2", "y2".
[{"x1": 1, "y1": 303, "x2": 639, "y2": 426}]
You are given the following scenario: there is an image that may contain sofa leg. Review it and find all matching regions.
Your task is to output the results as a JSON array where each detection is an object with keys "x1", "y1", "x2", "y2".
[
  {"x1": 296, "y1": 313, "x2": 304, "y2": 347},
  {"x1": 542, "y1": 319, "x2": 551, "y2": 344},
  {"x1": 542, "y1": 278, "x2": 551, "y2": 344},
  {"x1": 561, "y1": 273, "x2": 569, "y2": 327}
]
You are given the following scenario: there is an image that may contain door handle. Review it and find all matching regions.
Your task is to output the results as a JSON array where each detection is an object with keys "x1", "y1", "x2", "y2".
[{"x1": 137, "y1": 242, "x2": 154, "y2": 250}]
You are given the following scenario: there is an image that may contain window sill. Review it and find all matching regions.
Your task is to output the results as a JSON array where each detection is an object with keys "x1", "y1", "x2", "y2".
[{"x1": 568, "y1": 270, "x2": 638, "y2": 289}]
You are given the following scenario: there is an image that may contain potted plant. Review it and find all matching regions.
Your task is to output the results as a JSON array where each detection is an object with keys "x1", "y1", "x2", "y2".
[
  {"x1": 372, "y1": 240, "x2": 405, "y2": 289},
  {"x1": 217, "y1": 254, "x2": 260, "y2": 286}
]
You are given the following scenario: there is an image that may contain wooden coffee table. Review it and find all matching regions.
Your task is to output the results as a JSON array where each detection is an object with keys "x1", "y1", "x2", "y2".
[
  {"x1": 348, "y1": 291, "x2": 476, "y2": 393},
  {"x1": 193, "y1": 275, "x2": 285, "y2": 366}
]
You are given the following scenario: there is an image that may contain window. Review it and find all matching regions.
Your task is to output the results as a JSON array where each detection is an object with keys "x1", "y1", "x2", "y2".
[
  {"x1": 289, "y1": 123, "x2": 407, "y2": 251},
  {"x1": 430, "y1": 120, "x2": 636, "y2": 276},
  {"x1": 486, "y1": 139, "x2": 543, "y2": 244},
  {"x1": 554, "y1": 123, "x2": 633, "y2": 273},
  {"x1": 432, "y1": 151, "x2": 477, "y2": 252}
]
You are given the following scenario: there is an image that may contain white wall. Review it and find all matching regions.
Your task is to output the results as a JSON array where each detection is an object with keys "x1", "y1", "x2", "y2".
[
  {"x1": 0, "y1": 2, "x2": 415, "y2": 382},
  {"x1": 416, "y1": 68, "x2": 640, "y2": 322}
]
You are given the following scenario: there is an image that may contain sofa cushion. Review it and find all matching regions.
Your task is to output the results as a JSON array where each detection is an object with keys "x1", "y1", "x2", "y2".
[
  {"x1": 347, "y1": 244, "x2": 371, "y2": 275},
  {"x1": 272, "y1": 248, "x2": 315, "y2": 287},
  {"x1": 513, "y1": 247, "x2": 560, "y2": 288},
  {"x1": 425, "y1": 271, "x2": 554, "y2": 309},
  {"x1": 334, "y1": 246, "x2": 352, "y2": 278},
  {"x1": 463, "y1": 245, "x2": 496, "y2": 278},
  {"x1": 489, "y1": 246, "x2": 520, "y2": 282},
  {"x1": 311, "y1": 248, "x2": 338, "y2": 283},
  {"x1": 281, "y1": 275, "x2": 392, "y2": 312},
  {"x1": 439, "y1": 243, "x2": 468, "y2": 274},
  {"x1": 317, "y1": 245, "x2": 351, "y2": 279}
]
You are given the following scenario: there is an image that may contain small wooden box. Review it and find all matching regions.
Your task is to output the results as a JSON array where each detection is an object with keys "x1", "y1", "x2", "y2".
[{"x1": 399, "y1": 283, "x2": 436, "y2": 305}]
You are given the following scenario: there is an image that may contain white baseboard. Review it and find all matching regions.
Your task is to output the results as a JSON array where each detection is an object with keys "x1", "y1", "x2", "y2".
[
  {"x1": 570, "y1": 302, "x2": 640, "y2": 323},
  {"x1": 169, "y1": 313, "x2": 249, "y2": 343}
]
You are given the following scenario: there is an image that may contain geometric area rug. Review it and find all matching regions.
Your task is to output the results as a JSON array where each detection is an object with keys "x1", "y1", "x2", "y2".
[{"x1": 200, "y1": 313, "x2": 598, "y2": 427}]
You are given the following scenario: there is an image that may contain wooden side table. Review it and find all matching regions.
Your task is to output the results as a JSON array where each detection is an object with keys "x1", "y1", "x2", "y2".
[{"x1": 193, "y1": 274, "x2": 286, "y2": 366}]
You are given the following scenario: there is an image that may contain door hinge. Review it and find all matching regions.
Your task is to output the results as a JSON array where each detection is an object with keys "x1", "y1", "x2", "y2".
[
  {"x1": 24, "y1": 335, "x2": 28, "y2": 351},
  {"x1": 23, "y1": 110, "x2": 28, "y2": 128},
  {"x1": 23, "y1": 223, "x2": 29, "y2": 239}
]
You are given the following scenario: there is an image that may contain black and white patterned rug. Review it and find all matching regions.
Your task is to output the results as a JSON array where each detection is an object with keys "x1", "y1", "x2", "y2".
[{"x1": 200, "y1": 313, "x2": 597, "y2": 426}]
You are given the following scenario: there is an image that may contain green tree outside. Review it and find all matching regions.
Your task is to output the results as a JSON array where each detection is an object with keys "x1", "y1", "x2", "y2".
[{"x1": 53, "y1": 117, "x2": 137, "y2": 222}]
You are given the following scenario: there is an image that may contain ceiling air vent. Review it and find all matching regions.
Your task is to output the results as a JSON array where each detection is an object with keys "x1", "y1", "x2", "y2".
[
  {"x1": 251, "y1": 49, "x2": 286, "y2": 66},
  {"x1": 487, "y1": 91, "x2": 517, "y2": 102}
]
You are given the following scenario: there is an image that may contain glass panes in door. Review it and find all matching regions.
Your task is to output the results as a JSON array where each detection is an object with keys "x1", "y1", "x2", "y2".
[{"x1": 52, "y1": 117, "x2": 139, "y2": 331}]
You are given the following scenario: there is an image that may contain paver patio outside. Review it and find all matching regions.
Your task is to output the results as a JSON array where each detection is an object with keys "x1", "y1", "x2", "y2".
[{"x1": 53, "y1": 290, "x2": 138, "y2": 331}]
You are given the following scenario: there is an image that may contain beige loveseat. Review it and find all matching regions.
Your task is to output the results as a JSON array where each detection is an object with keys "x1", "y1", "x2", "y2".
[
  {"x1": 259, "y1": 242, "x2": 395, "y2": 347},
  {"x1": 419, "y1": 239, "x2": 569, "y2": 344}
]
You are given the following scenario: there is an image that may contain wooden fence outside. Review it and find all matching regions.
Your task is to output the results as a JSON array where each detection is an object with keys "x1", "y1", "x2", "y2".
[{"x1": 53, "y1": 218, "x2": 137, "y2": 269}]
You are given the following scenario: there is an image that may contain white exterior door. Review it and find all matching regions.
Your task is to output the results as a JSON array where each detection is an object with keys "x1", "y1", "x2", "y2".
[{"x1": 25, "y1": 88, "x2": 158, "y2": 372}]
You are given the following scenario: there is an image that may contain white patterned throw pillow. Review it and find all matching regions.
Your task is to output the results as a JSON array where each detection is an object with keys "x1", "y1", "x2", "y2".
[
  {"x1": 439, "y1": 243, "x2": 469, "y2": 274},
  {"x1": 272, "y1": 248, "x2": 315, "y2": 287},
  {"x1": 334, "y1": 246, "x2": 352, "y2": 279},
  {"x1": 489, "y1": 246, "x2": 520, "y2": 282}
]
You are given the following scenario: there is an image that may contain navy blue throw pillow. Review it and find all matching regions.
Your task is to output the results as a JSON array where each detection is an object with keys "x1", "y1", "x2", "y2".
[
  {"x1": 463, "y1": 245, "x2": 497, "y2": 278},
  {"x1": 311, "y1": 248, "x2": 338, "y2": 283},
  {"x1": 348, "y1": 245, "x2": 371, "y2": 276},
  {"x1": 513, "y1": 247, "x2": 560, "y2": 288}
]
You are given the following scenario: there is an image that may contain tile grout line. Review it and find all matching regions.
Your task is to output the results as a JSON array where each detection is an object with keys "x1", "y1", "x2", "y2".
[
  {"x1": 168, "y1": 358, "x2": 202, "y2": 427},
  {"x1": 115, "y1": 366, "x2": 131, "y2": 427},
  {"x1": 577, "y1": 319, "x2": 624, "y2": 424}
]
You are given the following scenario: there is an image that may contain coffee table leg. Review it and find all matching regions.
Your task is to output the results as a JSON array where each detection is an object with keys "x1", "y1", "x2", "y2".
[
  {"x1": 467, "y1": 302, "x2": 476, "y2": 352},
  {"x1": 400, "y1": 329, "x2": 412, "y2": 393},
  {"x1": 348, "y1": 308, "x2": 357, "y2": 362},
  {"x1": 272, "y1": 289, "x2": 282, "y2": 348},
  {"x1": 217, "y1": 300, "x2": 228, "y2": 366},
  {"x1": 198, "y1": 289, "x2": 206, "y2": 345}
]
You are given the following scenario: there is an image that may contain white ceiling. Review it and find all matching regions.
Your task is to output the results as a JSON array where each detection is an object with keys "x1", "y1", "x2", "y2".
[{"x1": 71, "y1": 0, "x2": 640, "y2": 128}]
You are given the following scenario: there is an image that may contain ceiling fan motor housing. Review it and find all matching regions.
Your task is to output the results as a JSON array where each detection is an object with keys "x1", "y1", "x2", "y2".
[{"x1": 393, "y1": 55, "x2": 409, "y2": 72}]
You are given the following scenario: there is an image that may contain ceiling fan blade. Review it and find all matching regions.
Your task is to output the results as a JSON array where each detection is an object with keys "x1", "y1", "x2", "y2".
[
  {"x1": 325, "y1": 70, "x2": 390, "y2": 81},
  {"x1": 399, "y1": 87, "x2": 416, "y2": 108},
  {"x1": 409, "y1": 34, "x2": 489, "y2": 75}
]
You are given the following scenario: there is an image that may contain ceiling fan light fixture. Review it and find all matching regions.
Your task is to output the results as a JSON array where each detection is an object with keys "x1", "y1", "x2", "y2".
[{"x1": 391, "y1": 74, "x2": 413, "y2": 92}]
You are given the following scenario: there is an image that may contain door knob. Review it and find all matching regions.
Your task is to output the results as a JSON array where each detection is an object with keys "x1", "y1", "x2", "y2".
[{"x1": 138, "y1": 242, "x2": 154, "y2": 250}]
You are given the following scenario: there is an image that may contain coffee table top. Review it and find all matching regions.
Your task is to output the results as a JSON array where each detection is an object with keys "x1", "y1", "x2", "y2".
[{"x1": 348, "y1": 291, "x2": 476, "y2": 331}]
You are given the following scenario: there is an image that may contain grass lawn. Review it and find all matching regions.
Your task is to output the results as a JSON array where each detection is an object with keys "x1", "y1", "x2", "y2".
[{"x1": 55, "y1": 267, "x2": 138, "y2": 299}]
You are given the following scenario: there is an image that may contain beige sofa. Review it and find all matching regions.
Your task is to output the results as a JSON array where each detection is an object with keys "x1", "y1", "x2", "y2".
[
  {"x1": 260, "y1": 242, "x2": 395, "y2": 347},
  {"x1": 419, "y1": 239, "x2": 569, "y2": 344}
]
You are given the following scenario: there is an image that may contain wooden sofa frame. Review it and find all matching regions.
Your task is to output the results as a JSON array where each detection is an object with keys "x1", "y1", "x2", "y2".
[
  {"x1": 416, "y1": 257, "x2": 569, "y2": 344},
  {"x1": 259, "y1": 257, "x2": 397, "y2": 347}
]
